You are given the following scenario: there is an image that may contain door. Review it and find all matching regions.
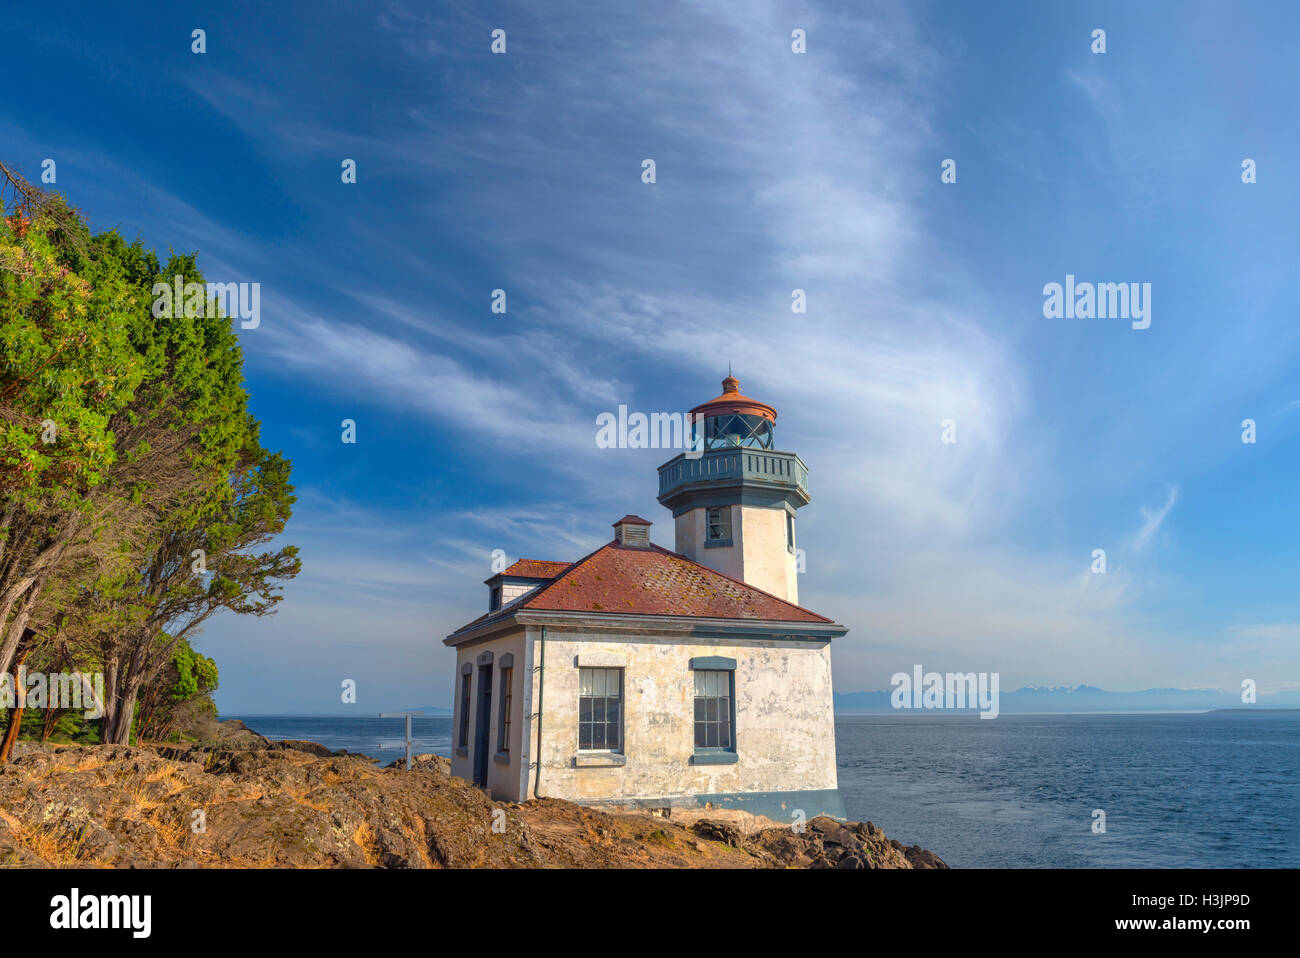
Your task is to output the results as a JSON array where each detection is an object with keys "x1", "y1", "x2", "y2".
[{"x1": 473, "y1": 663, "x2": 493, "y2": 786}]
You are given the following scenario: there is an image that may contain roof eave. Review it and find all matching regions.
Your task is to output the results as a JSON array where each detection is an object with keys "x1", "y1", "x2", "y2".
[
  {"x1": 444, "y1": 608, "x2": 847, "y2": 647},
  {"x1": 514, "y1": 608, "x2": 846, "y2": 639},
  {"x1": 482, "y1": 572, "x2": 557, "y2": 586},
  {"x1": 443, "y1": 612, "x2": 525, "y2": 647}
]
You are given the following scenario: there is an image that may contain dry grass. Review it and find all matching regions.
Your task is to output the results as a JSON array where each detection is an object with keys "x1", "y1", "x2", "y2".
[
  {"x1": 353, "y1": 822, "x2": 380, "y2": 867},
  {"x1": 126, "y1": 784, "x2": 161, "y2": 811},
  {"x1": 284, "y1": 787, "x2": 331, "y2": 812},
  {"x1": 145, "y1": 809, "x2": 190, "y2": 852},
  {"x1": 144, "y1": 760, "x2": 183, "y2": 784},
  {"x1": 9, "y1": 820, "x2": 92, "y2": 868},
  {"x1": 213, "y1": 857, "x2": 333, "y2": 869},
  {"x1": 397, "y1": 817, "x2": 434, "y2": 868}
]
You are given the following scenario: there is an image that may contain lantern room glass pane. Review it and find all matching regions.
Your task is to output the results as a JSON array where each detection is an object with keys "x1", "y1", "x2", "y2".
[{"x1": 703, "y1": 413, "x2": 774, "y2": 449}]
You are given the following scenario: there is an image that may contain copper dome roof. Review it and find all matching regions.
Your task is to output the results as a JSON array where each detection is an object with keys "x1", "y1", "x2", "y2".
[{"x1": 688, "y1": 375, "x2": 777, "y2": 422}]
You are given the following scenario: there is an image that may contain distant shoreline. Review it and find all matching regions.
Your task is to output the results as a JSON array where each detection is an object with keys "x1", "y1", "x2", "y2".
[
  {"x1": 834, "y1": 709, "x2": 1297, "y2": 716},
  {"x1": 1210, "y1": 707, "x2": 1300, "y2": 714}
]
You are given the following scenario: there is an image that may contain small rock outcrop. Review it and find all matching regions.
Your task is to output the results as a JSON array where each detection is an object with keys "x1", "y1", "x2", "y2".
[
  {"x1": 384, "y1": 753, "x2": 452, "y2": 774},
  {"x1": 743, "y1": 816, "x2": 948, "y2": 869}
]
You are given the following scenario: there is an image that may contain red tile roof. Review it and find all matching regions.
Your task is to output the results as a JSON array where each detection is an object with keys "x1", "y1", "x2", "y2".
[
  {"x1": 499, "y1": 559, "x2": 571, "y2": 579},
  {"x1": 517, "y1": 542, "x2": 830, "y2": 622}
]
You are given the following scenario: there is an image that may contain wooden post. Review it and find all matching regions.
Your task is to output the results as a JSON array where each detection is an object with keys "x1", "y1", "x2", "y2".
[{"x1": 379, "y1": 711, "x2": 424, "y2": 770}]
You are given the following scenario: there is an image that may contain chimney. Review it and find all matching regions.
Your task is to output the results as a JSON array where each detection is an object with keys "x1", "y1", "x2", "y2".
[{"x1": 612, "y1": 515, "x2": 652, "y2": 548}]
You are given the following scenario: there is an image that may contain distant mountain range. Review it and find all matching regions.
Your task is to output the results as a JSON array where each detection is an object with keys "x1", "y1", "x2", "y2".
[{"x1": 833, "y1": 685, "x2": 1300, "y2": 714}]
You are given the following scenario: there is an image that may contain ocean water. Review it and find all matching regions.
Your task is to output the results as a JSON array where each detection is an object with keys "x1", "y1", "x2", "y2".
[
  {"x1": 835, "y1": 712, "x2": 1299, "y2": 868},
  {"x1": 230, "y1": 711, "x2": 1299, "y2": 868},
  {"x1": 228, "y1": 714, "x2": 455, "y2": 761}
]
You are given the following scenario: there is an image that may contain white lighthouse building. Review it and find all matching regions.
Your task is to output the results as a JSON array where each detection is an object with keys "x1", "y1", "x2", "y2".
[{"x1": 443, "y1": 375, "x2": 846, "y2": 822}]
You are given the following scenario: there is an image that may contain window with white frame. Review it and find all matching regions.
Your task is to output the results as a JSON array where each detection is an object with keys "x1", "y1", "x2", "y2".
[
  {"x1": 578, "y1": 667, "x2": 622, "y2": 751},
  {"x1": 693, "y1": 669, "x2": 733, "y2": 750}
]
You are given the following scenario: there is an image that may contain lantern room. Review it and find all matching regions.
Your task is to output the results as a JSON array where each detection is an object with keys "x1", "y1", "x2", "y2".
[{"x1": 689, "y1": 375, "x2": 778, "y2": 450}]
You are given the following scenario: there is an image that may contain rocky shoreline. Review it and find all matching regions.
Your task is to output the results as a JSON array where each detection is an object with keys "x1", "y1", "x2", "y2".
[{"x1": 0, "y1": 723, "x2": 946, "y2": 869}]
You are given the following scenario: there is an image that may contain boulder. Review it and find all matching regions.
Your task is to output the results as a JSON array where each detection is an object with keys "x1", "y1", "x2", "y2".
[{"x1": 691, "y1": 820, "x2": 743, "y2": 847}]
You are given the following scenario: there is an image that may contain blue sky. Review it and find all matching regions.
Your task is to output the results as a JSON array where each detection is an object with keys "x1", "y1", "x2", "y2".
[{"x1": 4, "y1": 1, "x2": 1297, "y2": 712}]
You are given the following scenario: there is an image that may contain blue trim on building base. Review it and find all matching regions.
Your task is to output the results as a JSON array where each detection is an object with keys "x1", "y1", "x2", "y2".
[
  {"x1": 579, "y1": 788, "x2": 846, "y2": 824},
  {"x1": 694, "y1": 788, "x2": 846, "y2": 823}
]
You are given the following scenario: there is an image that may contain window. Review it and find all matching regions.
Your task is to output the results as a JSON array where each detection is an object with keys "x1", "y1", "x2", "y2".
[
  {"x1": 489, "y1": 585, "x2": 502, "y2": 611},
  {"x1": 578, "y1": 667, "x2": 622, "y2": 751},
  {"x1": 497, "y1": 667, "x2": 513, "y2": 753},
  {"x1": 703, "y1": 413, "x2": 773, "y2": 449},
  {"x1": 705, "y1": 506, "x2": 731, "y2": 541},
  {"x1": 786, "y1": 512, "x2": 795, "y2": 553},
  {"x1": 694, "y1": 670, "x2": 733, "y2": 750},
  {"x1": 458, "y1": 673, "x2": 471, "y2": 748}
]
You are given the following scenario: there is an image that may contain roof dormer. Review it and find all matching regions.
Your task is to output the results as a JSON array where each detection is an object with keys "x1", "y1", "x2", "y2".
[
  {"x1": 612, "y1": 514, "x2": 652, "y2": 548},
  {"x1": 484, "y1": 559, "x2": 570, "y2": 611}
]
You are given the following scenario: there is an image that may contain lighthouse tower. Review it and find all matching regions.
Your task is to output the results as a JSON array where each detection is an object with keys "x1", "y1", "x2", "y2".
[{"x1": 657, "y1": 375, "x2": 809, "y2": 604}]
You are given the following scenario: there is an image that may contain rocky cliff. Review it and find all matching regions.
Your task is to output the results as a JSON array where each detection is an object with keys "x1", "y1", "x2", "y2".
[{"x1": 0, "y1": 729, "x2": 945, "y2": 869}]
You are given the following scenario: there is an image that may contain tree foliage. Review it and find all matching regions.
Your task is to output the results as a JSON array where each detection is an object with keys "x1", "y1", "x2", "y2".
[
  {"x1": 134, "y1": 635, "x2": 219, "y2": 742},
  {"x1": 0, "y1": 161, "x2": 299, "y2": 750}
]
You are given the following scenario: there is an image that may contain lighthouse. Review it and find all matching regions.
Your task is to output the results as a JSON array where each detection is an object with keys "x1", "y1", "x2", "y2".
[
  {"x1": 444, "y1": 372, "x2": 845, "y2": 822},
  {"x1": 657, "y1": 375, "x2": 808, "y2": 603}
]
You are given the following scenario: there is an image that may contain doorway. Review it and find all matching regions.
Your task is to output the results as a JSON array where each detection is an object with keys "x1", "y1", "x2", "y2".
[{"x1": 473, "y1": 663, "x2": 493, "y2": 787}]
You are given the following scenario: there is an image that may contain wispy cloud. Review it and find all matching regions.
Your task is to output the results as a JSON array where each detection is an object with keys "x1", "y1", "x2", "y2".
[
  {"x1": 1132, "y1": 486, "x2": 1179, "y2": 552},
  {"x1": 192, "y1": 2, "x2": 1179, "y2": 698},
  {"x1": 14, "y1": 1, "x2": 1297, "y2": 708}
]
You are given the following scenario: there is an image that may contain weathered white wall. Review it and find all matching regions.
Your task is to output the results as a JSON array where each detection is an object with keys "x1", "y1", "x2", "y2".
[
  {"x1": 534, "y1": 630, "x2": 837, "y2": 804},
  {"x1": 738, "y1": 504, "x2": 798, "y2": 604},
  {"x1": 673, "y1": 504, "x2": 797, "y2": 603},
  {"x1": 674, "y1": 508, "x2": 743, "y2": 577},
  {"x1": 500, "y1": 581, "x2": 538, "y2": 605},
  {"x1": 449, "y1": 628, "x2": 530, "y2": 801}
]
